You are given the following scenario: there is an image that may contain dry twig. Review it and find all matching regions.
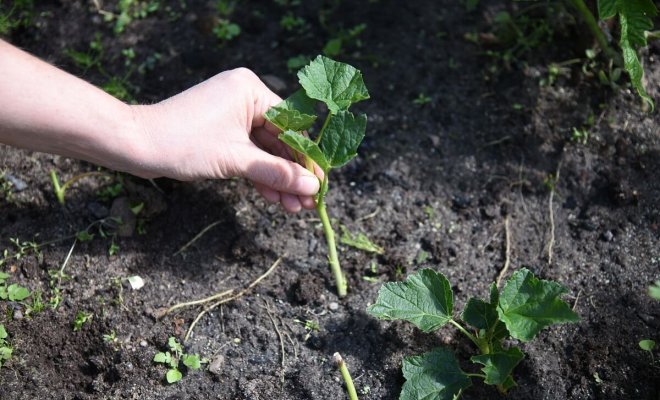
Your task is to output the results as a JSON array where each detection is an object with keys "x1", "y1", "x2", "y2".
[{"x1": 496, "y1": 216, "x2": 511, "y2": 287}]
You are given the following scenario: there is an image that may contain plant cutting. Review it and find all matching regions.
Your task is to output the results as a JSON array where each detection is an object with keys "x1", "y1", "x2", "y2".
[
  {"x1": 368, "y1": 268, "x2": 579, "y2": 399},
  {"x1": 264, "y1": 55, "x2": 369, "y2": 297}
]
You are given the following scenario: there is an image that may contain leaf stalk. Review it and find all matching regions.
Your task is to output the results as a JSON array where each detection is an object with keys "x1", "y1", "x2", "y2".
[{"x1": 567, "y1": 0, "x2": 622, "y2": 65}]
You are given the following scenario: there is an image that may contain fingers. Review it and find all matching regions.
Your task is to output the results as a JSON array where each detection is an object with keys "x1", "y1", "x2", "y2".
[{"x1": 238, "y1": 143, "x2": 320, "y2": 196}]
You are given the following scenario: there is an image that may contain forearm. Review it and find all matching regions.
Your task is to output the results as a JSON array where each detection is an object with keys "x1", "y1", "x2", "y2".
[{"x1": 0, "y1": 40, "x2": 149, "y2": 175}]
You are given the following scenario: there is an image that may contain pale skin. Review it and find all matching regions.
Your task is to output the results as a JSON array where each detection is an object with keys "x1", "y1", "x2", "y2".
[{"x1": 0, "y1": 39, "x2": 319, "y2": 212}]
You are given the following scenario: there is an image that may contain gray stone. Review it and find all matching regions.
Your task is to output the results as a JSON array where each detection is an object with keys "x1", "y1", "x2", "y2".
[
  {"x1": 109, "y1": 197, "x2": 137, "y2": 237},
  {"x1": 209, "y1": 354, "x2": 225, "y2": 375},
  {"x1": 4, "y1": 174, "x2": 27, "y2": 191}
]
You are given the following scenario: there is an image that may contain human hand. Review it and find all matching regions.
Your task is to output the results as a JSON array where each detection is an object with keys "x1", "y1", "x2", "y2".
[{"x1": 131, "y1": 68, "x2": 319, "y2": 212}]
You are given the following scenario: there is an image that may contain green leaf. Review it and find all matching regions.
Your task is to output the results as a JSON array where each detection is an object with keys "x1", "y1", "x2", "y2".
[
  {"x1": 7, "y1": 284, "x2": 30, "y2": 301},
  {"x1": 400, "y1": 348, "x2": 472, "y2": 400},
  {"x1": 599, "y1": 0, "x2": 657, "y2": 110},
  {"x1": 367, "y1": 269, "x2": 453, "y2": 333},
  {"x1": 649, "y1": 281, "x2": 660, "y2": 300},
  {"x1": 166, "y1": 368, "x2": 182, "y2": 384},
  {"x1": 0, "y1": 286, "x2": 6, "y2": 300},
  {"x1": 278, "y1": 130, "x2": 330, "y2": 171},
  {"x1": 168, "y1": 337, "x2": 183, "y2": 355},
  {"x1": 297, "y1": 55, "x2": 369, "y2": 114},
  {"x1": 462, "y1": 298, "x2": 497, "y2": 330},
  {"x1": 319, "y1": 111, "x2": 367, "y2": 168},
  {"x1": 153, "y1": 352, "x2": 171, "y2": 364},
  {"x1": 598, "y1": 0, "x2": 617, "y2": 19},
  {"x1": 639, "y1": 339, "x2": 656, "y2": 351},
  {"x1": 339, "y1": 224, "x2": 383, "y2": 254},
  {"x1": 0, "y1": 346, "x2": 12, "y2": 362},
  {"x1": 264, "y1": 90, "x2": 317, "y2": 132},
  {"x1": 0, "y1": 324, "x2": 7, "y2": 340},
  {"x1": 497, "y1": 269, "x2": 579, "y2": 342},
  {"x1": 182, "y1": 354, "x2": 202, "y2": 370},
  {"x1": 470, "y1": 347, "x2": 524, "y2": 386},
  {"x1": 0, "y1": 272, "x2": 10, "y2": 282}
]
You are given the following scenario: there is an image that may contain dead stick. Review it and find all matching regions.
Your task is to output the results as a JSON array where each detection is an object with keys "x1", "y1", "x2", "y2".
[
  {"x1": 496, "y1": 216, "x2": 511, "y2": 287},
  {"x1": 173, "y1": 220, "x2": 223, "y2": 256},
  {"x1": 183, "y1": 256, "x2": 284, "y2": 341},
  {"x1": 263, "y1": 300, "x2": 286, "y2": 383},
  {"x1": 547, "y1": 160, "x2": 562, "y2": 265}
]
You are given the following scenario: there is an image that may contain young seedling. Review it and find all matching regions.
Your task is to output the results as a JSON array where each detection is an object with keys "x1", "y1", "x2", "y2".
[
  {"x1": 153, "y1": 336, "x2": 204, "y2": 383},
  {"x1": 0, "y1": 324, "x2": 12, "y2": 368},
  {"x1": 50, "y1": 170, "x2": 113, "y2": 205},
  {"x1": 0, "y1": 272, "x2": 31, "y2": 302},
  {"x1": 264, "y1": 55, "x2": 369, "y2": 297},
  {"x1": 639, "y1": 339, "x2": 656, "y2": 364},
  {"x1": 368, "y1": 268, "x2": 579, "y2": 399},
  {"x1": 73, "y1": 311, "x2": 93, "y2": 332}
]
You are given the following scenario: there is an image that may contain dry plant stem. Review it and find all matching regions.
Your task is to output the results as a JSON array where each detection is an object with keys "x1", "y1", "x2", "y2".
[
  {"x1": 334, "y1": 353, "x2": 359, "y2": 400},
  {"x1": 173, "y1": 220, "x2": 223, "y2": 256},
  {"x1": 263, "y1": 300, "x2": 286, "y2": 384},
  {"x1": 547, "y1": 160, "x2": 562, "y2": 265},
  {"x1": 163, "y1": 289, "x2": 234, "y2": 316},
  {"x1": 183, "y1": 256, "x2": 284, "y2": 341},
  {"x1": 58, "y1": 239, "x2": 77, "y2": 286},
  {"x1": 496, "y1": 215, "x2": 511, "y2": 287}
]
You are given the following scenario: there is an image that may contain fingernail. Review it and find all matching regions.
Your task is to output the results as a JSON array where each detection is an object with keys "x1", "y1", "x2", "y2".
[{"x1": 295, "y1": 175, "x2": 320, "y2": 195}]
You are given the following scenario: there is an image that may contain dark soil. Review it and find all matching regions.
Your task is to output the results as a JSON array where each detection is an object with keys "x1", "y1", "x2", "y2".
[{"x1": 1, "y1": 1, "x2": 659, "y2": 399}]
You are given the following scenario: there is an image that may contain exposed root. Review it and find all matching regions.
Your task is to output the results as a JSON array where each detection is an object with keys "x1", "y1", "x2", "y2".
[
  {"x1": 173, "y1": 220, "x2": 223, "y2": 256},
  {"x1": 547, "y1": 159, "x2": 563, "y2": 266},
  {"x1": 496, "y1": 216, "x2": 511, "y2": 287},
  {"x1": 178, "y1": 256, "x2": 284, "y2": 342},
  {"x1": 262, "y1": 300, "x2": 286, "y2": 384}
]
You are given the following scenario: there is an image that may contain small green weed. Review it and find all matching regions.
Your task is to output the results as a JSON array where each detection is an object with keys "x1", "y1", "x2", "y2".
[
  {"x1": 339, "y1": 225, "x2": 383, "y2": 254},
  {"x1": 213, "y1": 0, "x2": 240, "y2": 43},
  {"x1": 73, "y1": 311, "x2": 93, "y2": 331},
  {"x1": 0, "y1": 324, "x2": 12, "y2": 368},
  {"x1": 153, "y1": 336, "x2": 205, "y2": 383},
  {"x1": 413, "y1": 93, "x2": 432, "y2": 106},
  {"x1": 0, "y1": 272, "x2": 31, "y2": 302}
]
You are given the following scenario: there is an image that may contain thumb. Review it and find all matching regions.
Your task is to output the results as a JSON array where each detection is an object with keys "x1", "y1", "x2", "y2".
[{"x1": 237, "y1": 144, "x2": 320, "y2": 196}]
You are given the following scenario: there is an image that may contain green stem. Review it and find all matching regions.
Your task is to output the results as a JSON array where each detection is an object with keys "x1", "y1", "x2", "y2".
[
  {"x1": 50, "y1": 170, "x2": 64, "y2": 205},
  {"x1": 315, "y1": 113, "x2": 332, "y2": 145},
  {"x1": 316, "y1": 177, "x2": 346, "y2": 297},
  {"x1": 449, "y1": 319, "x2": 480, "y2": 348},
  {"x1": 466, "y1": 373, "x2": 487, "y2": 379},
  {"x1": 567, "y1": 0, "x2": 622, "y2": 66},
  {"x1": 334, "y1": 353, "x2": 359, "y2": 400}
]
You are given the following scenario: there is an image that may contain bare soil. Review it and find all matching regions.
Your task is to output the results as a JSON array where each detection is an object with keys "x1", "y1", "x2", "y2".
[{"x1": 1, "y1": 1, "x2": 658, "y2": 399}]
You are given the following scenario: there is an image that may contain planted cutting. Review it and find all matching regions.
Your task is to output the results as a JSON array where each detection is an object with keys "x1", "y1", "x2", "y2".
[
  {"x1": 264, "y1": 55, "x2": 369, "y2": 297},
  {"x1": 368, "y1": 268, "x2": 579, "y2": 399}
]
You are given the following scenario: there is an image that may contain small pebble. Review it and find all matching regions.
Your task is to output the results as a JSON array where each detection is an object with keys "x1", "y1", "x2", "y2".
[
  {"x1": 601, "y1": 230, "x2": 614, "y2": 242},
  {"x1": 4, "y1": 174, "x2": 28, "y2": 191},
  {"x1": 13, "y1": 309, "x2": 23, "y2": 320},
  {"x1": 329, "y1": 302, "x2": 339, "y2": 311},
  {"x1": 209, "y1": 354, "x2": 225, "y2": 375},
  {"x1": 139, "y1": 340, "x2": 148, "y2": 347}
]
